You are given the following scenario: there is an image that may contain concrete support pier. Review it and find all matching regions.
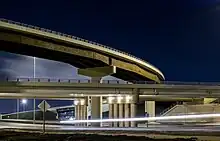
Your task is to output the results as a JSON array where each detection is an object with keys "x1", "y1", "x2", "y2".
[
  {"x1": 75, "y1": 105, "x2": 80, "y2": 126},
  {"x1": 130, "y1": 103, "x2": 137, "y2": 127},
  {"x1": 79, "y1": 105, "x2": 87, "y2": 126},
  {"x1": 130, "y1": 93, "x2": 138, "y2": 127},
  {"x1": 79, "y1": 105, "x2": 83, "y2": 126},
  {"x1": 91, "y1": 96, "x2": 102, "y2": 127},
  {"x1": 108, "y1": 104, "x2": 113, "y2": 127},
  {"x1": 145, "y1": 101, "x2": 155, "y2": 117},
  {"x1": 107, "y1": 95, "x2": 139, "y2": 127},
  {"x1": 124, "y1": 103, "x2": 130, "y2": 127},
  {"x1": 113, "y1": 103, "x2": 118, "y2": 127},
  {"x1": 74, "y1": 98, "x2": 87, "y2": 126},
  {"x1": 83, "y1": 104, "x2": 87, "y2": 126},
  {"x1": 118, "y1": 104, "x2": 124, "y2": 127},
  {"x1": 78, "y1": 66, "x2": 117, "y2": 127}
]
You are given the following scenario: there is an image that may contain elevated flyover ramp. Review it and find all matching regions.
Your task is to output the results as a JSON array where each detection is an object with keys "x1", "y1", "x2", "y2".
[{"x1": 0, "y1": 19, "x2": 164, "y2": 82}]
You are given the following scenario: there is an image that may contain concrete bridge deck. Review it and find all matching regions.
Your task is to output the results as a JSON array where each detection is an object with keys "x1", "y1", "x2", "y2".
[
  {"x1": 0, "y1": 78, "x2": 220, "y2": 99},
  {"x1": 0, "y1": 19, "x2": 164, "y2": 82}
]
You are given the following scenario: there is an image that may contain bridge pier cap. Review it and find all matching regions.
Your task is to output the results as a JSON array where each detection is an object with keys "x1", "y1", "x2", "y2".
[{"x1": 78, "y1": 66, "x2": 116, "y2": 78}]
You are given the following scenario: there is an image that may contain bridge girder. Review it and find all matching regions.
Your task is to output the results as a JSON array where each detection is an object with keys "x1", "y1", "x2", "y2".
[{"x1": 0, "y1": 30, "x2": 161, "y2": 82}]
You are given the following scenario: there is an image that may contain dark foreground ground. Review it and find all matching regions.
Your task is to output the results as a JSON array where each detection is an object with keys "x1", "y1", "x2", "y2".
[{"x1": 0, "y1": 131, "x2": 199, "y2": 141}]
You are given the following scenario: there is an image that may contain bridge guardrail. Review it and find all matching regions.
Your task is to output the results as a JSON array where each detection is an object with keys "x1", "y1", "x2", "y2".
[
  {"x1": 1, "y1": 77, "x2": 220, "y2": 86},
  {"x1": 159, "y1": 103, "x2": 179, "y2": 116},
  {"x1": 0, "y1": 18, "x2": 160, "y2": 74}
]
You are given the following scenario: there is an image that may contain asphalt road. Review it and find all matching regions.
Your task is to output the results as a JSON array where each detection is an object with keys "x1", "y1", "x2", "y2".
[{"x1": 0, "y1": 121, "x2": 219, "y2": 132}]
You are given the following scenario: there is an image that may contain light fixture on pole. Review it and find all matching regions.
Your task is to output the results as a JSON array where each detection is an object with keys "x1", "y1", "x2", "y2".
[
  {"x1": 21, "y1": 99, "x2": 27, "y2": 111},
  {"x1": 33, "y1": 57, "x2": 36, "y2": 123},
  {"x1": 21, "y1": 99, "x2": 27, "y2": 105}
]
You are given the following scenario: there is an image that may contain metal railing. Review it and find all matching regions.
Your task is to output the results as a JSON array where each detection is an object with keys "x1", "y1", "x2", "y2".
[
  {"x1": 1, "y1": 77, "x2": 220, "y2": 86},
  {"x1": 1, "y1": 77, "x2": 132, "y2": 84},
  {"x1": 0, "y1": 18, "x2": 160, "y2": 74},
  {"x1": 159, "y1": 103, "x2": 180, "y2": 116}
]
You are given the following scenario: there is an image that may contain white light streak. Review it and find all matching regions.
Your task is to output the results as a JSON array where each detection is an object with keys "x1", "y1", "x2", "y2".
[{"x1": 60, "y1": 113, "x2": 220, "y2": 124}]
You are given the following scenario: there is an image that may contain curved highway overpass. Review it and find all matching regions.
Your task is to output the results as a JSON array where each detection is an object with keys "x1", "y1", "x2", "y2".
[{"x1": 0, "y1": 19, "x2": 164, "y2": 82}]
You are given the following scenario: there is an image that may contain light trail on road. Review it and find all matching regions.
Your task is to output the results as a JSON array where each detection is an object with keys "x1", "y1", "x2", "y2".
[
  {"x1": 60, "y1": 113, "x2": 220, "y2": 124},
  {"x1": 0, "y1": 121, "x2": 220, "y2": 132}
]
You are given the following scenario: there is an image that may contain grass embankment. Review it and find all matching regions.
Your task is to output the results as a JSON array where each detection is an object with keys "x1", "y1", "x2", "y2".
[{"x1": 0, "y1": 131, "x2": 199, "y2": 141}]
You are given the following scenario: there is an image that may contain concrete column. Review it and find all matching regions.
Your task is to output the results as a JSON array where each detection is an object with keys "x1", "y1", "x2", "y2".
[
  {"x1": 79, "y1": 105, "x2": 84, "y2": 126},
  {"x1": 108, "y1": 104, "x2": 113, "y2": 127},
  {"x1": 90, "y1": 76, "x2": 103, "y2": 127},
  {"x1": 113, "y1": 104, "x2": 118, "y2": 127},
  {"x1": 145, "y1": 101, "x2": 155, "y2": 117},
  {"x1": 80, "y1": 105, "x2": 87, "y2": 126},
  {"x1": 119, "y1": 104, "x2": 124, "y2": 127},
  {"x1": 78, "y1": 67, "x2": 117, "y2": 126},
  {"x1": 130, "y1": 103, "x2": 137, "y2": 127},
  {"x1": 76, "y1": 105, "x2": 79, "y2": 120},
  {"x1": 80, "y1": 105, "x2": 83, "y2": 119},
  {"x1": 130, "y1": 94, "x2": 138, "y2": 127},
  {"x1": 124, "y1": 103, "x2": 130, "y2": 127},
  {"x1": 84, "y1": 105, "x2": 87, "y2": 126},
  {"x1": 91, "y1": 96, "x2": 102, "y2": 127},
  {"x1": 75, "y1": 105, "x2": 80, "y2": 126},
  {"x1": 86, "y1": 96, "x2": 90, "y2": 127}
]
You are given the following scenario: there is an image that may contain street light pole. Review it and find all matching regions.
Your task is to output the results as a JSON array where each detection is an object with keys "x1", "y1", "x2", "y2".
[
  {"x1": 21, "y1": 99, "x2": 27, "y2": 112},
  {"x1": 34, "y1": 57, "x2": 36, "y2": 79},
  {"x1": 33, "y1": 57, "x2": 36, "y2": 123},
  {"x1": 16, "y1": 99, "x2": 19, "y2": 119}
]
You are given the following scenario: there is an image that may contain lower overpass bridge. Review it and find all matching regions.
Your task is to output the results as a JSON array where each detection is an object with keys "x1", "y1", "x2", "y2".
[
  {"x1": 0, "y1": 78, "x2": 220, "y2": 127},
  {"x1": 1, "y1": 78, "x2": 220, "y2": 99}
]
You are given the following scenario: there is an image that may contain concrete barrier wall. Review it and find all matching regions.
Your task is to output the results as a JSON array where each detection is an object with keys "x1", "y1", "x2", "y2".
[{"x1": 160, "y1": 104, "x2": 220, "y2": 123}]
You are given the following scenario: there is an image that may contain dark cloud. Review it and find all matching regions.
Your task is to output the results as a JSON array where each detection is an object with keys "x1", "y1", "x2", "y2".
[{"x1": 0, "y1": 52, "x2": 118, "y2": 81}]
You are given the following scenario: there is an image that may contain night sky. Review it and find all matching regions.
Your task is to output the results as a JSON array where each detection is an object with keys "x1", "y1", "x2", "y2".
[{"x1": 0, "y1": 0, "x2": 220, "y2": 114}]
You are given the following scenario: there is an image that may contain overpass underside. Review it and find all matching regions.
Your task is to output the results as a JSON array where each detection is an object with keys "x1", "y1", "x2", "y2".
[{"x1": 0, "y1": 29, "x2": 161, "y2": 82}]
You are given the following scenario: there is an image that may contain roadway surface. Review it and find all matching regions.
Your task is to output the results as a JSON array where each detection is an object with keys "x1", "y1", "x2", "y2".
[
  {"x1": 2, "y1": 121, "x2": 220, "y2": 141},
  {"x1": 0, "y1": 121, "x2": 220, "y2": 133}
]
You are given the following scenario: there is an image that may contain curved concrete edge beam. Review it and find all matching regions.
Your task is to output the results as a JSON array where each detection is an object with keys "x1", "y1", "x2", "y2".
[
  {"x1": 0, "y1": 21, "x2": 165, "y2": 79},
  {"x1": 112, "y1": 59, "x2": 160, "y2": 83},
  {"x1": 0, "y1": 31, "x2": 161, "y2": 82},
  {"x1": 78, "y1": 66, "x2": 116, "y2": 77}
]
